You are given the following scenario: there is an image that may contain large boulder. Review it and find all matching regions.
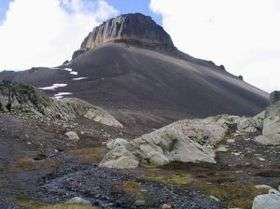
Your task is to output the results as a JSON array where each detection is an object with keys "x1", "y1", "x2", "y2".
[
  {"x1": 100, "y1": 115, "x2": 253, "y2": 169},
  {"x1": 252, "y1": 193, "x2": 280, "y2": 209},
  {"x1": 255, "y1": 99, "x2": 280, "y2": 145},
  {"x1": 100, "y1": 138, "x2": 139, "y2": 169}
]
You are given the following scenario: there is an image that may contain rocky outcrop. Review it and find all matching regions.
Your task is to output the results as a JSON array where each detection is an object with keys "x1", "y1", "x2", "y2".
[
  {"x1": 255, "y1": 92, "x2": 280, "y2": 145},
  {"x1": 100, "y1": 115, "x2": 263, "y2": 169},
  {"x1": 0, "y1": 81, "x2": 123, "y2": 128},
  {"x1": 80, "y1": 13, "x2": 175, "y2": 51},
  {"x1": 0, "y1": 81, "x2": 50, "y2": 114},
  {"x1": 100, "y1": 98, "x2": 280, "y2": 169},
  {"x1": 48, "y1": 98, "x2": 123, "y2": 128}
]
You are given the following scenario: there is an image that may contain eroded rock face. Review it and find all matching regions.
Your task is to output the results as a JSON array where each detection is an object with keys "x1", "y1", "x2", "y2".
[{"x1": 79, "y1": 13, "x2": 175, "y2": 51}]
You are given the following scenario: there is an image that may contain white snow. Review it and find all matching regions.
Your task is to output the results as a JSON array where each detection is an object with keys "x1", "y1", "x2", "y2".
[
  {"x1": 73, "y1": 77, "x2": 87, "y2": 81},
  {"x1": 55, "y1": 92, "x2": 72, "y2": 96},
  {"x1": 54, "y1": 92, "x2": 72, "y2": 100},
  {"x1": 39, "y1": 83, "x2": 68, "y2": 90},
  {"x1": 63, "y1": 68, "x2": 78, "y2": 76},
  {"x1": 64, "y1": 68, "x2": 72, "y2": 72},
  {"x1": 70, "y1": 71, "x2": 78, "y2": 75}
]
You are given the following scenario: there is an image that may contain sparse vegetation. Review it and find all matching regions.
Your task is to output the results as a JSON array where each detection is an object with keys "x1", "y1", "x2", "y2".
[
  {"x1": 17, "y1": 198, "x2": 98, "y2": 209},
  {"x1": 68, "y1": 147, "x2": 106, "y2": 163},
  {"x1": 0, "y1": 81, "x2": 50, "y2": 114},
  {"x1": 145, "y1": 168, "x2": 192, "y2": 186},
  {"x1": 192, "y1": 183, "x2": 268, "y2": 209},
  {"x1": 12, "y1": 156, "x2": 59, "y2": 172}
]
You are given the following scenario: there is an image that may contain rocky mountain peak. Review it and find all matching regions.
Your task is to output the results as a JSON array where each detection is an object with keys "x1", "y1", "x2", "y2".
[{"x1": 79, "y1": 13, "x2": 175, "y2": 52}]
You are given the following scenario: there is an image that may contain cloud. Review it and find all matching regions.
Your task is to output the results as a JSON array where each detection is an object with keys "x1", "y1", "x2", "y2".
[
  {"x1": 0, "y1": 0, "x2": 118, "y2": 70},
  {"x1": 150, "y1": 0, "x2": 280, "y2": 92}
]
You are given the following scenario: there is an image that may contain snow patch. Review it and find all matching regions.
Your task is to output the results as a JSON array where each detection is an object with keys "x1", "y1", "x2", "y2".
[
  {"x1": 73, "y1": 77, "x2": 87, "y2": 81},
  {"x1": 39, "y1": 83, "x2": 68, "y2": 90},
  {"x1": 70, "y1": 71, "x2": 78, "y2": 75},
  {"x1": 63, "y1": 68, "x2": 78, "y2": 76},
  {"x1": 54, "y1": 92, "x2": 72, "y2": 100}
]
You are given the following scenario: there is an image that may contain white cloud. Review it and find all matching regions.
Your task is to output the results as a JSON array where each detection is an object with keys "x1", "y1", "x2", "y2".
[
  {"x1": 150, "y1": 0, "x2": 280, "y2": 92},
  {"x1": 0, "y1": 0, "x2": 118, "y2": 71}
]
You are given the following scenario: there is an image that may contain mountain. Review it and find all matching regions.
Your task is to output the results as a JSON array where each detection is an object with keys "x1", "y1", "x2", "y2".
[{"x1": 0, "y1": 13, "x2": 269, "y2": 134}]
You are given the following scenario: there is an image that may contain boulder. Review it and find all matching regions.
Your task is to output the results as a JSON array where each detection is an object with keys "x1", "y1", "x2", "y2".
[
  {"x1": 255, "y1": 101, "x2": 280, "y2": 145},
  {"x1": 162, "y1": 204, "x2": 172, "y2": 209},
  {"x1": 252, "y1": 193, "x2": 280, "y2": 209},
  {"x1": 65, "y1": 131, "x2": 80, "y2": 142},
  {"x1": 66, "y1": 197, "x2": 91, "y2": 206},
  {"x1": 100, "y1": 138, "x2": 139, "y2": 169},
  {"x1": 100, "y1": 115, "x2": 243, "y2": 169}
]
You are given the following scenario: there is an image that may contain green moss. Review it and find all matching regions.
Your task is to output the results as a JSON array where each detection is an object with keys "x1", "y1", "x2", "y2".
[
  {"x1": 192, "y1": 183, "x2": 268, "y2": 209},
  {"x1": 145, "y1": 168, "x2": 192, "y2": 186},
  {"x1": 68, "y1": 147, "x2": 106, "y2": 164},
  {"x1": 120, "y1": 180, "x2": 144, "y2": 199}
]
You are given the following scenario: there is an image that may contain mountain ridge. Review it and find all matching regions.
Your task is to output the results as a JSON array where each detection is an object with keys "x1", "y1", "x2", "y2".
[{"x1": 0, "y1": 13, "x2": 269, "y2": 133}]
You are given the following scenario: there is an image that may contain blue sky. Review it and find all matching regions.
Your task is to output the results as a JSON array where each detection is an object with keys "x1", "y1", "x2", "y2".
[
  {"x1": 0, "y1": 0, "x2": 9, "y2": 22},
  {"x1": 0, "y1": 0, "x2": 161, "y2": 24},
  {"x1": 106, "y1": 0, "x2": 161, "y2": 24}
]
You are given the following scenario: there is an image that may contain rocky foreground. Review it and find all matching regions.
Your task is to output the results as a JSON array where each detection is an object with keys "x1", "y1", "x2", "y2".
[{"x1": 0, "y1": 81, "x2": 279, "y2": 209}]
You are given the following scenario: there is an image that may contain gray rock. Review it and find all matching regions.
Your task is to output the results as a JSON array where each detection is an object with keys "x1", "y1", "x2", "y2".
[
  {"x1": 66, "y1": 197, "x2": 91, "y2": 205},
  {"x1": 100, "y1": 115, "x2": 240, "y2": 169},
  {"x1": 78, "y1": 13, "x2": 175, "y2": 53},
  {"x1": 65, "y1": 131, "x2": 79, "y2": 142},
  {"x1": 100, "y1": 138, "x2": 139, "y2": 169},
  {"x1": 255, "y1": 101, "x2": 280, "y2": 145},
  {"x1": 252, "y1": 193, "x2": 280, "y2": 209},
  {"x1": 162, "y1": 204, "x2": 172, "y2": 209},
  {"x1": 254, "y1": 185, "x2": 273, "y2": 190},
  {"x1": 134, "y1": 200, "x2": 145, "y2": 207},
  {"x1": 0, "y1": 82, "x2": 123, "y2": 128}
]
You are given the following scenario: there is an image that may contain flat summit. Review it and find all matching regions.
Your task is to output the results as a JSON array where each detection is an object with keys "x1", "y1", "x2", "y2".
[{"x1": 0, "y1": 13, "x2": 269, "y2": 133}]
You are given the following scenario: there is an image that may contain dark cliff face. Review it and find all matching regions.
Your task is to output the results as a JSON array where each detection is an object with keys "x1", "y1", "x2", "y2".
[{"x1": 79, "y1": 13, "x2": 175, "y2": 51}]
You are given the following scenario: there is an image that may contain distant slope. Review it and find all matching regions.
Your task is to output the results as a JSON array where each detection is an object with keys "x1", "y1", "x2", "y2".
[
  {"x1": 0, "y1": 13, "x2": 269, "y2": 133},
  {"x1": 0, "y1": 43, "x2": 269, "y2": 132}
]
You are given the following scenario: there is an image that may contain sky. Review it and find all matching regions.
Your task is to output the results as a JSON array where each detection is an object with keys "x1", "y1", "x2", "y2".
[{"x1": 0, "y1": 0, "x2": 279, "y2": 93}]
